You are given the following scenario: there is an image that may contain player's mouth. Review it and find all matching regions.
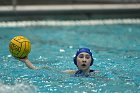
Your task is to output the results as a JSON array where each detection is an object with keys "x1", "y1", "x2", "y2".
[{"x1": 81, "y1": 64, "x2": 86, "y2": 67}]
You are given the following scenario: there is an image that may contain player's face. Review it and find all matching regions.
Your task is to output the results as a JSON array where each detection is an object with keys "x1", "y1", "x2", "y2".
[{"x1": 76, "y1": 52, "x2": 92, "y2": 71}]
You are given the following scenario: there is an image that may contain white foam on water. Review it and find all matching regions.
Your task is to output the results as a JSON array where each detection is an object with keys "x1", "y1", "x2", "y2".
[
  {"x1": 0, "y1": 82, "x2": 38, "y2": 93},
  {"x1": 0, "y1": 19, "x2": 140, "y2": 27}
]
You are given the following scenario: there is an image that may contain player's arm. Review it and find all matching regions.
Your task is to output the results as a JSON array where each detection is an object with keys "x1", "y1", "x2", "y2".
[
  {"x1": 62, "y1": 70, "x2": 76, "y2": 74},
  {"x1": 20, "y1": 57, "x2": 50, "y2": 70},
  {"x1": 20, "y1": 57, "x2": 37, "y2": 70}
]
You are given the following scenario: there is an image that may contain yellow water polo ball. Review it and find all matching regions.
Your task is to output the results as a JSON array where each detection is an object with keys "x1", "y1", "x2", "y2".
[{"x1": 9, "y1": 36, "x2": 31, "y2": 59}]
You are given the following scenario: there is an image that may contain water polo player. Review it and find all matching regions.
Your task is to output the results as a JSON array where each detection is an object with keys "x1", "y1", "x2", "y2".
[{"x1": 20, "y1": 48, "x2": 99, "y2": 77}]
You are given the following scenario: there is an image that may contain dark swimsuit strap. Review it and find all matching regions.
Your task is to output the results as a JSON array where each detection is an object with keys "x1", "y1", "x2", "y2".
[{"x1": 75, "y1": 70, "x2": 95, "y2": 75}]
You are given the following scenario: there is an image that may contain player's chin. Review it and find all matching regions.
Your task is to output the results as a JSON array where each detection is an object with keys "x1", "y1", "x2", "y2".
[{"x1": 80, "y1": 66, "x2": 88, "y2": 70}]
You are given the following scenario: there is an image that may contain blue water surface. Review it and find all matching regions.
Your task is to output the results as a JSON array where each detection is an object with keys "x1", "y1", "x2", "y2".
[{"x1": 0, "y1": 23, "x2": 140, "y2": 93}]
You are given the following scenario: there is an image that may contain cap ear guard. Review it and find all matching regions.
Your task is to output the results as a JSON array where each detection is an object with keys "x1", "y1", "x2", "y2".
[
  {"x1": 73, "y1": 56, "x2": 77, "y2": 66},
  {"x1": 90, "y1": 58, "x2": 94, "y2": 66}
]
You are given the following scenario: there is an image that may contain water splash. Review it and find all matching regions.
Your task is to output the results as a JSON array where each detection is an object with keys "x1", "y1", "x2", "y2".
[{"x1": 0, "y1": 82, "x2": 38, "y2": 93}]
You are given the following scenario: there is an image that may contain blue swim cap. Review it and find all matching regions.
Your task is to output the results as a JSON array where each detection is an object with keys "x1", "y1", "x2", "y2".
[{"x1": 73, "y1": 48, "x2": 94, "y2": 66}]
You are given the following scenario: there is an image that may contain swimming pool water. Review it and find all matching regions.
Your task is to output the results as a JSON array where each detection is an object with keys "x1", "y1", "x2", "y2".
[{"x1": 0, "y1": 21, "x2": 140, "y2": 93}]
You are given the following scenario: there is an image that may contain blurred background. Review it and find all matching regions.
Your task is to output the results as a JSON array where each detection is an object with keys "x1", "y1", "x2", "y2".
[
  {"x1": 0, "y1": 0, "x2": 140, "y2": 18},
  {"x1": 0, "y1": 0, "x2": 140, "y2": 5}
]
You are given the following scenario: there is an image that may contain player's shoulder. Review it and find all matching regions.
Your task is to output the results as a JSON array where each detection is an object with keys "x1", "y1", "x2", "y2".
[{"x1": 62, "y1": 70, "x2": 77, "y2": 74}]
